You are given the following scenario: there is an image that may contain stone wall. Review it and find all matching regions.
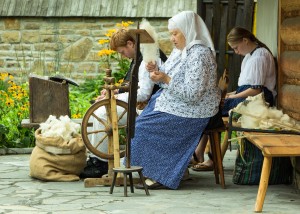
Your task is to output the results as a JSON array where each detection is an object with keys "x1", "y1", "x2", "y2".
[{"x1": 0, "y1": 17, "x2": 173, "y2": 83}]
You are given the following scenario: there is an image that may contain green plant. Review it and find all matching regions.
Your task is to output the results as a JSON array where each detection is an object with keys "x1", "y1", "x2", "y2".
[
  {"x1": 69, "y1": 85, "x2": 95, "y2": 119},
  {"x1": 0, "y1": 72, "x2": 35, "y2": 148}
]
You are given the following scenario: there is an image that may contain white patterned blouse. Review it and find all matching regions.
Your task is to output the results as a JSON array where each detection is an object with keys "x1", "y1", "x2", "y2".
[{"x1": 154, "y1": 44, "x2": 221, "y2": 118}]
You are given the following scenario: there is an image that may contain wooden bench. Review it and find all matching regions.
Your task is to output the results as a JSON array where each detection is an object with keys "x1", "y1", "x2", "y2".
[
  {"x1": 243, "y1": 132, "x2": 300, "y2": 213},
  {"x1": 21, "y1": 118, "x2": 85, "y2": 129}
]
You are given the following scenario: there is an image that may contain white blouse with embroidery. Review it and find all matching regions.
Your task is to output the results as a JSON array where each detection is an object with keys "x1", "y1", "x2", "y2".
[
  {"x1": 238, "y1": 47, "x2": 276, "y2": 97},
  {"x1": 154, "y1": 44, "x2": 221, "y2": 118}
]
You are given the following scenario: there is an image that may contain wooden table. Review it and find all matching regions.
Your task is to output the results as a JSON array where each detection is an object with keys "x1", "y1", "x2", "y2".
[{"x1": 243, "y1": 132, "x2": 300, "y2": 213}]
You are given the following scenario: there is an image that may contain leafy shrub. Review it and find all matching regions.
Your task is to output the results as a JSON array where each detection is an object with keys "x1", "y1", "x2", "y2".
[{"x1": 0, "y1": 72, "x2": 35, "y2": 148}]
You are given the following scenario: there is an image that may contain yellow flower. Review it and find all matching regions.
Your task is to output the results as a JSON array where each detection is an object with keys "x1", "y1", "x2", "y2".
[
  {"x1": 1, "y1": 91, "x2": 8, "y2": 97},
  {"x1": 8, "y1": 80, "x2": 16, "y2": 86},
  {"x1": 98, "y1": 39, "x2": 110, "y2": 45},
  {"x1": 8, "y1": 85, "x2": 18, "y2": 93},
  {"x1": 0, "y1": 72, "x2": 8, "y2": 79},
  {"x1": 98, "y1": 49, "x2": 116, "y2": 57},
  {"x1": 15, "y1": 93, "x2": 23, "y2": 100},
  {"x1": 5, "y1": 98, "x2": 14, "y2": 107},
  {"x1": 21, "y1": 90, "x2": 27, "y2": 97},
  {"x1": 116, "y1": 21, "x2": 134, "y2": 28},
  {"x1": 72, "y1": 113, "x2": 81, "y2": 119},
  {"x1": 20, "y1": 106, "x2": 27, "y2": 111},
  {"x1": 97, "y1": 21, "x2": 133, "y2": 69},
  {"x1": 105, "y1": 29, "x2": 116, "y2": 38}
]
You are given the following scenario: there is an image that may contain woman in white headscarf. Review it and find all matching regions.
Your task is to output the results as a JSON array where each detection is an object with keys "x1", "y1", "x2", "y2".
[{"x1": 131, "y1": 11, "x2": 220, "y2": 190}]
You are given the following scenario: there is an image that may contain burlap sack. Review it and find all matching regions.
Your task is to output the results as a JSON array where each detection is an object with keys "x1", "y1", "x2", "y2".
[{"x1": 30, "y1": 129, "x2": 87, "y2": 181}]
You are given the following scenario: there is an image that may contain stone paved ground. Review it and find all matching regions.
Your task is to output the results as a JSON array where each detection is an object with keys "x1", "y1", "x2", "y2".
[{"x1": 0, "y1": 150, "x2": 299, "y2": 214}]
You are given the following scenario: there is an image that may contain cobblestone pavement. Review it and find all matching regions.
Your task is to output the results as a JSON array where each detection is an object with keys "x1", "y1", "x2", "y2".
[{"x1": 0, "y1": 150, "x2": 299, "y2": 214}]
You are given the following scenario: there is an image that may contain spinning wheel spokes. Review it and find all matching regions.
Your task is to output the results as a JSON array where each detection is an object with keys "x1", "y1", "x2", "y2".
[{"x1": 81, "y1": 98, "x2": 128, "y2": 160}]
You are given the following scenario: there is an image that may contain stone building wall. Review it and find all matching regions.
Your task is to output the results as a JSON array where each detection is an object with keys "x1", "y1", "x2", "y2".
[{"x1": 0, "y1": 17, "x2": 173, "y2": 83}]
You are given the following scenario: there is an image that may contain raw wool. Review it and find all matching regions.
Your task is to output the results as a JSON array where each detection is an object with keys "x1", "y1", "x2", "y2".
[
  {"x1": 232, "y1": 93, "x2": 269, "y2": 128},
  {"x1": 140, "y1": 18, "x2": 159, "y2": 64},
  {"x1": 232, "y1": 93, "x2": 300, "y2": 131},
  {"x1": 39, "y1": 115, "x2": 81, "y2": 142}
]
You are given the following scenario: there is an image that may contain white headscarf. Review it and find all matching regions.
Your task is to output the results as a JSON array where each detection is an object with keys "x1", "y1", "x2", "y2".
[{"x1": 168, "y1": 11, "x2": 215, "y2": 58}]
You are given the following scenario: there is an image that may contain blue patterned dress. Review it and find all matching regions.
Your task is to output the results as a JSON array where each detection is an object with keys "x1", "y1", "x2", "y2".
[{"x1": 130, "y1": 90, "x2": 209, "y2": 189}]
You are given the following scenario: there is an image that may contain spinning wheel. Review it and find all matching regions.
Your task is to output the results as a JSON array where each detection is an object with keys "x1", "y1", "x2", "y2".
[
  {"x1": 81, "y1": 98, "x2": 128, "y2": 160},
  {"x1": 81, "y1": 70, "x2": 132, "y2": 187}
]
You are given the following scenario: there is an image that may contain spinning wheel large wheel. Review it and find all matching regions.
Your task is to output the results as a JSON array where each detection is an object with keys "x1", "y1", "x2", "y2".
[{"x1": 81, "y1": 98, "x2": 128, "y2": 160}]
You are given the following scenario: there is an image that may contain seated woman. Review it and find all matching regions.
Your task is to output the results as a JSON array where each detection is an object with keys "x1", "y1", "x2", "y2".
[
  {"x1": 192, "y1": 26, "x2": 277, "y2": 171},
  {"x1": 130, "y1": 11, "x2": 221, "y2": 190}
]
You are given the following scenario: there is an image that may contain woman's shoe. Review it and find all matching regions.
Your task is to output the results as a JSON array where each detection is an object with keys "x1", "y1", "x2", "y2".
[
  {"x1": 191, "y1": 162, "x2": 214, "y2": 171},
  {"x1": 135, "y1": 179, "x2": 168, "y2": 190}
]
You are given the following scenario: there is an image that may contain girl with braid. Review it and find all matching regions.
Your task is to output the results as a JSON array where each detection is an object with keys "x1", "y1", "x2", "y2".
[{"x1": 222, "y1": 26, "x2": 276, "y2": 115}]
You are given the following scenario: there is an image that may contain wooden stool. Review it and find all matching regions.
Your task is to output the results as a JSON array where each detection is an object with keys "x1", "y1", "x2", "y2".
[
  {"x1": 204, "y1": 126, "x2": 226, "y2": 188},
  {"x1": 221, "y1": 117, "x2": 230, "y2": 160},
  {"x1": 110, "y1": 166, "x2": 150, "y2": 196}
]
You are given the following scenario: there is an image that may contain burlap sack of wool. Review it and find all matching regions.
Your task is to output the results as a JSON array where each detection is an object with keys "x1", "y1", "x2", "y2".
[{"x1": 30, "y1": 129, "x2": 87, "y2": 181}]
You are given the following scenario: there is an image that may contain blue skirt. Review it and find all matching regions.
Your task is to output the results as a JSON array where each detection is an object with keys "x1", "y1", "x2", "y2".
[
  {"x1": 222, "y1": 85, "x2": 274, "y2": 116},
  {"x1": 130, "y1": 90, "x2": 209, "y2": 189}
]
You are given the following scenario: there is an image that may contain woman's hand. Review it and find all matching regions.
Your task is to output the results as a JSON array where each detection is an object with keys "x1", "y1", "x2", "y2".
[
  {"x1": 146, "y1": 61, "x2": 158, "y2": 72},
  {"x1": 95, "y1": 89, "x2": 107, "y2": 102},
  {"x1": 225, "y1": 91, "x2": 236, "y2": 99},
  {"x1": 225, "y1": 94, "x2": 233, "y2": 99},
  {"x1": 95, "y1": 89, "x2": 119, "y2": 102},
  {"x1": 146, "y1": 62, "x2": 171, "y2": 84},
  {"x1": 225, "y1": 88, "x2": 261, "y2": 99},
  {"x1": 149, "y1": 71, "x2": 171, "y2": 84}
]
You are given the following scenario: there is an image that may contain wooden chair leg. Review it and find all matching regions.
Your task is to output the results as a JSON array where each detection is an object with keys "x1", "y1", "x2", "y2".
[
  {"x1": 209, "y1": 133, "x2": 220, "y2": 184},
  {"x1": 221, "y1": 130, "x2": 229, "y2": 160},
  {"x1": 213, "y1": 131, "x2": 225, "y2": 188}
]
